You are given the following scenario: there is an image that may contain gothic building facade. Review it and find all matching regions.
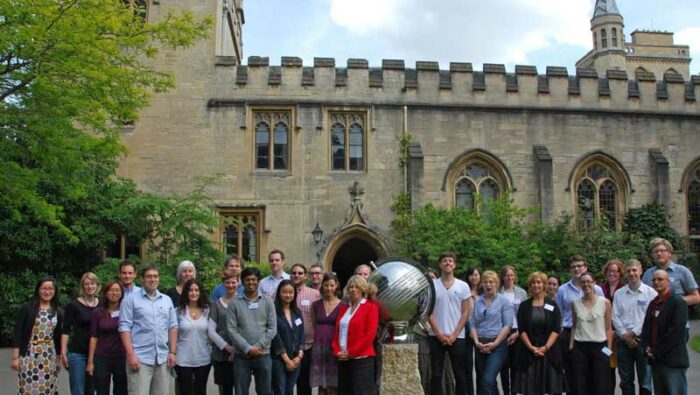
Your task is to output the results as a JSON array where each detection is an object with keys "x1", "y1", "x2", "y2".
[{"x1": 117, "y1": 0, "x2": 700, "y2": 276}]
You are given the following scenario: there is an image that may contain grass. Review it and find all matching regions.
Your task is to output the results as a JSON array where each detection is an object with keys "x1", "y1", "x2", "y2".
[{"x1": 691, "y1": 335, "x2": 700, "y2": 353}]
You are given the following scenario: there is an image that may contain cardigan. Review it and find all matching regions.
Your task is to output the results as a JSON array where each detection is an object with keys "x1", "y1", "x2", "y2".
[
  {"x1": 271, "y1": 308, "x2": 304, "y2": 360},
  {"x1": 641, "y1": 291, "x2": 689, "y2": 368},
  {"x1": 12, "y1": 303, "x2": 63, "y2": 357},
  {"x1": 514, "y1": 297, "x2": 563, "y2": 370},
  {"x1": 332, "y1": 299, "x2": 379, "y2": 358}
]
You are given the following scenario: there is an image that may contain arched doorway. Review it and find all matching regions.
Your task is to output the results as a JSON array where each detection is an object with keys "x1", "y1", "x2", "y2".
[{"x1": 331, "y1": 237, "x2": 379, "y2": 286}]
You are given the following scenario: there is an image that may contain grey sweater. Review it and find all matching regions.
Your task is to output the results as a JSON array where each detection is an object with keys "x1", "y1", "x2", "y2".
[{"x1": 226, "y1": 293, "x2": 277, "y2": 355}]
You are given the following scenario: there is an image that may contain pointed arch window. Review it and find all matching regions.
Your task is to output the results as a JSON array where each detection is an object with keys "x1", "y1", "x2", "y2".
[
  {"x1": 453, "y1": 163, "x2": 503, "y2": 210},
  {"x1": 686, "y1": 166, "x2": 700, "y2": 252},
  {"x1": 254, "y1": 110, "x2": 291, "y2": 170},
  {"x1": 601, "y1": 28, "x2": 608, "y2": 49},
  {"x1": 219, "y1": 208, "x2": 263, "y2": 263},
  {"x1": 574, "y1": 161, "x2": 626, "y2": 230},
  {"x1": 330, "y1": 112, "x2": 366, "y2": 171}
]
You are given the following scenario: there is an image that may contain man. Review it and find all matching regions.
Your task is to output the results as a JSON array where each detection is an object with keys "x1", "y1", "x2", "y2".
[
  {"x1": 612, "y1": 259, "x2": 657, "y2": 395},
  {"x1": 308, "y1": 264, "x2": 324, "y2": 291},
  {"x1": 258, "y1": 249, "x2": 290, "y2": 297},
  {"x1": 641, "y1": 270, "x2": 689, "y2": 395},
  {"x1": 211, "y1": 254, "x2": 245, "y2": 301},
  {"x1": 555, "y1": 255, "x2": 604, "y2": 395},
  {"x1": 119, "y1": 264, "x2": 178, "y2": 395},
  {"x1": 290, "y1": 263, "x2": 321, "y2": 395},
  {"x1": 227, "y1": 267, "x2": 277, "y2": 395},
  {"x1": 119, "y1": 260, "x2": 141, "y2": 298},
  {"x1": 428, "y1": 252, "x2": 472, "y2": 395},
  {"x1": 354, "y1": 264, "x2": 372, "y2": 280},
  {"x1": 642, "y1": 238, "x2": 699, "y2": 306}
]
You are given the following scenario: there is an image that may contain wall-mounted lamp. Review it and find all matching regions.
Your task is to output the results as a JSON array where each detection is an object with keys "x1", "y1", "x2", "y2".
[{"x1": 312, "y1": 222, "x2": 323, "y2": 244}]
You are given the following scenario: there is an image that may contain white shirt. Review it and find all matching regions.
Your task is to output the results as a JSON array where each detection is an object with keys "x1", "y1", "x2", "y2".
[
  {"x1": 430, "y1": 278, "x2": 471, "y2": 339},
  {"x1": 612, "y1": 282, "x2": 658, "y2": 337},
  {"x1": 339, "y1": 298, "x2": 365, "y2": 352}
]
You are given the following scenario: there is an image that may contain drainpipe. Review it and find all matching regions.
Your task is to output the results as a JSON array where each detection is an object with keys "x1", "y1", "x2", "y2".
[{"x1": 403, "y1": 105, "x2": 408, "y2": 195}]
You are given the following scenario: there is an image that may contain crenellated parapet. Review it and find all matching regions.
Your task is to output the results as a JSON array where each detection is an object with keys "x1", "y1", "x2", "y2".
[{"x1": 210, "y1": 56, "x2": 700, "y2": 115}]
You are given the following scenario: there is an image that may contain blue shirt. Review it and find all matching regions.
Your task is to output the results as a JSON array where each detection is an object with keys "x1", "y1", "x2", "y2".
[
  {"x1": 118, "y1": 288, "x2": 178, "y2": 365},
  {"x1": 556, "y1": 279, "x2": 604, "y2": 328},
  {"x1": 210, "y1": 283, "x2": 244, "y2": 302},
  {"x1": 641, "y1": 261, "x2": 698, "y2": 296},
  {"x1": 471, "y1": 294, "x2": 513, "y2": 339},
  {"x1": 122, "y1": 285, "x2": 141, "y2": 299}
]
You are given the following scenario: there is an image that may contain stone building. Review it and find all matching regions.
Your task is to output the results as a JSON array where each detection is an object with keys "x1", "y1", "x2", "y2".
[{"x1": 118, "y1": 0, "x2": 700, "y2": 281}]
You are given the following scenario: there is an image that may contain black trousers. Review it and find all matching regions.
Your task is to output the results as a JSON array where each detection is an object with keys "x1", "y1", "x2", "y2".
[
  {"x1": 571, "y1": 341, "x2": 612, "y2": 395},
  {"x1": 93, "y1": 355, "x2": 127, "y2": 395},
  {"x1": 176, "y1": 364, "x2": 212, "y2": 395},
  {"x1": 296, "y1": 347, "x2": 312, "y2": 395},
  {"x1": 429, "y1": 337, "x2": 469, "y2": 395},
  {"x1": 559, "y1": 328, "x2": 575, "y2": 395},
  {"x1": 338, "y1": 357, "x2": 376, "y2": 395}
]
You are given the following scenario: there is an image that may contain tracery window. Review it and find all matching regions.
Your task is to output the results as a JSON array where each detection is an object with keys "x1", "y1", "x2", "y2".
[
  {"x1": 254, "y1": 110, "x2": 291, "y2": 170},
  {"x1": 330, "y1": 112, "x2": 365, "y2": 171},
  {"x1": 454, "y1": 162, "x2": 502, "y2": 210},
  {"x1": 601, "y1": 28, "x2": 608, "y2": 49},
  {"x1": 687, "y1": 167, "x2": 700, "y2": 252},
  {"x1": 575, "y1": 162, "x2": 625, "y2": 230},
  {"x1": 220, "y1": 209, "x2": 262, "y2": 263}
]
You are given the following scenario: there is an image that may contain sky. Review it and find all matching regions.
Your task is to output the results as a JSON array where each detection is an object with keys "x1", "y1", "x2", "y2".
[{"x1": 242, "y1": 0, "x2": 700, "y2": 75}]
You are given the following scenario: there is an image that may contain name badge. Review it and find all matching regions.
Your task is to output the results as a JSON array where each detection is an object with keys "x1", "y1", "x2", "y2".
[
  {"x1": 654, "y1": 310, "x2": 660, "y2": 318},
  {"x1": 544, "y1": 304, "x2": 554, "y2": 312},
  {"x1": 294, "y1": 318, "x2": 303, "y2": 327},
  {"x1": 51, "y1": 316, "x2": 58, "y2": 325},
  {"x1": 248, "y1": 303, "x2": 259, "y2": 310},
  {"x1": 601, "y1": 346, "x2": 612, "y2": 357},
  {"x1": 637, "y1": 300, "x2": 647, "y2": 307},
  {"x1": 301, "y1": 300, "x2": 311, "y2": 307},
  {"x1": 111, "y1": 311, "x2": 120, "y2": 318}
]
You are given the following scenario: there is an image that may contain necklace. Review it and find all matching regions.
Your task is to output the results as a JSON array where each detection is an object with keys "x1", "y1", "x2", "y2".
[{"x1": 189, "y1": 306, "x2": 202, "y2": 319}]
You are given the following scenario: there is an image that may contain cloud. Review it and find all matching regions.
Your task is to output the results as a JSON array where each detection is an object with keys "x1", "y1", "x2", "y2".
[
  {"x1": 327, "y1": 0, "x2": 593, "y2": 66},
  {"x1": 676, "y1": 27, "x2": 700, "y2": 74}
]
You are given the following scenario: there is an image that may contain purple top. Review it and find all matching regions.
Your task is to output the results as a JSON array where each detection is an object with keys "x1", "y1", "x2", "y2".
[{"x1": 90, "y1": 307, "x2": 125, "y2": 357}]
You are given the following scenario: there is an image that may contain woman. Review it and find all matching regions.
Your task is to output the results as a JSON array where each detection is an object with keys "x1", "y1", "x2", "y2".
[
  {"x1": 311, "y1": 273, "x2": 346, "y2": 395},
  {"x1": 209, "y1": 269, "x2": 238, "y2": 395},
  {"x1": 11, "y1": 276, "x2": 63, "y2": 394},
  {"x1": 62, "y1": 272, "x2": 100, "y2": 395},
  {"x1": 271, "y1": 279, "x2": 305, "y2": 395},
  {"x1": 176, "y1": 279, "x2": 229, "y2": 395},
  {"x1": 569, "y1": 272, "x2": 613, "y2": 395},
  {"x1": 470, "y1": 270, "x2": 513, "y2": 395},
  {"x1": 465, "y1": 266, "x2": 481, "y2": 395},
  {"x1": 86, "y1": 281, "x2": 127, "y2": 395},
  {"x1": 167, "y1": 260, "x2": 196, "y2": 307},
  {"x1": 332, "y1": 275, "x2": 379, "y2": 395},
  {"x1": 545, "y1": 275, "x2": 559, "y2": 300},
  {"x1": 600, "y1": 259, "x2": 624, "y2": 393},
  {"x1": 466, "y1": 266, "x2": 482, "y2": 298},
  {"x1": 512, "y1": 272, "x2": 564, "y2": 395},
  {"x1": 498, "y1": 265, "x2": 526, "y2": 395}
]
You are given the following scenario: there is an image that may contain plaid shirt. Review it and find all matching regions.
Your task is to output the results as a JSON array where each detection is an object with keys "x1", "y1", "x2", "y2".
[{"x1": 296, "y1": 285, "x2": 321, "y2": 349}]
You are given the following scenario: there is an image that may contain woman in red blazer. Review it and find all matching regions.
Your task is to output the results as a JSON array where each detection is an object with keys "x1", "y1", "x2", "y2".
[{"x1": 332, "y1": 275, "x2": 380, "y2": 395}]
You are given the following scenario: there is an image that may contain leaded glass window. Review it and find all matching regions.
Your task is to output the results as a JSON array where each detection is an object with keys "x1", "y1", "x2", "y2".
[
  {"x1": 454, "y1": 163, "x2": 502, "y2": 210},
  {"x1": 222, "y1": 212, "x2": 259, "y2": 263},
  {"x1": 254, "y1": 111, "x2": 291, "y2": 170},
  {"x1": 611, "y1": 28, "x2": 618, "y2": 48},
  {"x1": 330, "y1": 112, "x2": 365, "y2": 171},
  {"x1": 576, "y1": 162, "x2": 624, "y2": 230},
  {"x1": 456, "y1": 179, "x2": 476, "y2": 209},
  {"x1": 601, "y1": 28, "x2": 608, "y2": 49}
]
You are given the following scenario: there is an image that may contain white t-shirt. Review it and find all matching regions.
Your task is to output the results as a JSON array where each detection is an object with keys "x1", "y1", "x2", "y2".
[{"x1": 430, "y1": 278, "x2": 471, "y2": 339}]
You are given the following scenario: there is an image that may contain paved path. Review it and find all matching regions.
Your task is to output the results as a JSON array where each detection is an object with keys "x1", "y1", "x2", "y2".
[{"x1": 2, "y1": 320, "x2": 699, "y2": 394}]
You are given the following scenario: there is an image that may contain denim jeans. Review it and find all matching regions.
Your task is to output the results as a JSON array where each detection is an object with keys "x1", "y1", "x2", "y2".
[
  {"x1": 68, "y1": 351, "x2": 95, "y2": 395},
  {"x1": 616, "y1": 340, "x2": 652, "y2": 395},
  {"x1": 428, "y1": 337, "x2": 469, "y2": 395},
  {"x1": 233, "y1": 354, "x2": 272, "y2": 395},
  {"x1": 272, "y1": 358, "x2": 301, "y2": 395},
  {"x1": 651, "y1": 365, "x2": 687, "y2": 395},
  {"x1": 474, "y1": 341, "x2": 507, "y2": 395}
]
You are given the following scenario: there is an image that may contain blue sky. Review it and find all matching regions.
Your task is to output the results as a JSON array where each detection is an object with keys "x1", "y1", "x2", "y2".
[{"x1": 242, "y1": 0, "x2": 700, "y2": 75}]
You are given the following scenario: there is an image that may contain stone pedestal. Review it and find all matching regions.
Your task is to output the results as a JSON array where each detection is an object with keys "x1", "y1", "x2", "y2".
[{"x1": 381, "y1": 343, "x2": 423, "y2": 395}]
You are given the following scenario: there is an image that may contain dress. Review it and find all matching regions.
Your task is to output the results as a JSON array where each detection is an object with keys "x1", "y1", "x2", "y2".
[
  {"x1": 513, "y1": 305, "x2": 564, "y2": 395},
  {"x1": 18, "y1": 309, "x2": 58, "y2": 394},
  {"x1": 310, "y1": 299, "x2": 345, "y2": 388}
]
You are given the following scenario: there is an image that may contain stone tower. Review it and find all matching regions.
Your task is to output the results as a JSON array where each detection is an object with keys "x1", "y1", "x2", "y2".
[{"x1": 576, "y1": 0, "x2": 626, "y2": 74}]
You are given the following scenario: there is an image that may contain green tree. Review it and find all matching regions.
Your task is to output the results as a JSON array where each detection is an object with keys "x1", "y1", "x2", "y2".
[{"x1": 0, "y1": 0, "x2": 211, "y2": 236}]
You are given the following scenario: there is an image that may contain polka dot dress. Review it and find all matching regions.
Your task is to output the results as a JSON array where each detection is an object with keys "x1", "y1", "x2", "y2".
[{"x1": 18, "y1": 309, "x2": 58, "y2": 394}]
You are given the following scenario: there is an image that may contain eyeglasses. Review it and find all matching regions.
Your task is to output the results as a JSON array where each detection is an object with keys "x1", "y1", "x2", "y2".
[
  {"x1": 652, "y1": 249, "x2": 669, "y2": 254},
  {"x1": 570, "y1": 264, "x2": 585, "y2": 269}
]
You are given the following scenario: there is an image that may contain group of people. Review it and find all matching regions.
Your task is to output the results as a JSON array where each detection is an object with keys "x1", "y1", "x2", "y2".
[
  {"x1": 9, "y1": 237, "x2": 698, "y2": 395},
  {"x1": 422, "y1": 237, "x2": 698, "y2": 395}
]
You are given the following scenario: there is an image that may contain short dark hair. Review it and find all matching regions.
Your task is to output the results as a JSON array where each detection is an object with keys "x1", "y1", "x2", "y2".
[
  {"x1": 119, "y1": 259, "x2": 136, "y2": 272},
  {"x1": 223, "y1": 254, "x2": 244, "y2": 269},
  {"x1": 268, "y1": 249, "x2": 285, "y2": 260},
  {"x1": 290, "y1": 263, "x2": 306, "y2": 274},
  {"x1": 240, "y1": 267, "x2": 262, "y2": 280},
  {"x1": 569, "y1": 255, "x2": 586, "y2": 266},
  {"x1": 309, "y1": 264, "x2": 323, "y2": 272},
  {"x1": 438, "y1": 252, "x2": 457, "y2": 263},
  {"x1": 139, "y1": 263, "x2": 158, "y2": 278}
]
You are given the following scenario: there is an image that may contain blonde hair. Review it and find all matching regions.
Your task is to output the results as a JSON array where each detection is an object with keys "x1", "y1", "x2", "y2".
[
  {"x1": 79, "y1": 272, "x2": 101, "y2": 298},
  {"x1": 343, "y1": 275, "x2": 372, "y2": 299},
  {"x1": 649, "y1": 238, "x2": 673, "y2": 253},
  {"x1": 481, "y1": 270, "x2": 500, "y2": 288},
  {"x1": 527, "y1": 272, "x2": 548, "y2": 294}
]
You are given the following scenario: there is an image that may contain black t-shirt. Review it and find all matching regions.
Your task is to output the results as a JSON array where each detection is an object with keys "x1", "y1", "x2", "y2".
[
  {"x1": 62, "y1": 299, "x2": 97, "y2": 354},
  {"x1": 166, "y1": 287, "x2": 181, "y2": 308}
]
